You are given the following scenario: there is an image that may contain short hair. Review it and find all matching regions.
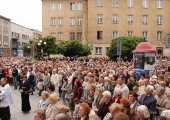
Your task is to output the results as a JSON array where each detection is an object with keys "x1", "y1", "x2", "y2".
[
  {"x1": 49, "y1": 93, "x2": 58, "y2": 103},
  {"x1": 80, "y1": 102, "x2": 91, "y2": 116},
  {"x1": 113, "y1": 112, "x2": 129, "y2": 120},
  {"x1": 90, "y1": 84, "x2": 96, "y2": 90},
  {"x1": 138, "y1": 80, "x2": 145, "y2": 86},
  {"x1": 34, "y1": 109, "x2": 46, "y2": 120},
  {"x1": 102, "y1": 91, "x2": 111, "y2": 98},
  {"x1": 129, "y1": 91, "x2": 138, "y2": 100},
  {"x1": 48, "y1": 85, "x2": 55, "y2": 92},
  {"x1": 120, "y1": 98, "x2": 131, "y2": 109},
  {"x1": 155, "y1": 116, "x2": 167, "y2": 120},
  {"x1": 55, "y1": 113, "x2": 71, "y2": 120},
  {"x1": 157, "y1": 87, "x2": 165, "y2": 95},
  {"x1": 109, "y1": 103, "x2": 121, "y2": 113},
  {"x1": 137, "y1": 105, "x2": 150, "y2": 118},
  {"x1": 41, "y1": 91, "x2": 49, "y2": 98},
  {"x1": 146, "y1": 85, "x2": 154, "y2": 93}
]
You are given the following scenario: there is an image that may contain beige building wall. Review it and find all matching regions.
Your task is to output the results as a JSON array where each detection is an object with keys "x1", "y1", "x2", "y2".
[
  {"x1": 42, "y1": 0, "x2": 170, "y2": 57},
  {"x1": 0, "y1": 15, "x2": 11, "y2": 57},
  {"x1": 32, "y1": 29, "x2": 42, "y2": 40}
]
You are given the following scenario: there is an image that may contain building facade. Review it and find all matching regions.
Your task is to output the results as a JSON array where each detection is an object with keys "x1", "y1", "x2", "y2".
[
  {"x1": 42, "y1": 0, "x2": 170, "y2": 57},
  {"x1": 11, "y1": 22, "x2": 33, "y2": 56},
  {"x1": 0, "y1": 15, "x2": 11, "y2": 57},
  {"x1": 32, "y1": 29, "x2": 42, "y2": 40}
]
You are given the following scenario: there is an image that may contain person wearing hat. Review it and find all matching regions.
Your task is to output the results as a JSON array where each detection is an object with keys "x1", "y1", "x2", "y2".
[{"x1": 0, "y1": 77, "x2": 13, "y2": 120}]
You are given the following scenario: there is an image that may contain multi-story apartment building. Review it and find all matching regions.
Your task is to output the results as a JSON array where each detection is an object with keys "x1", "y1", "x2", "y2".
[
  {"x1": 42, "y1": 0, "x2": 170, "y2": 57},
  {"x1": 0, "y1": 15, "x2": 11, "y2": 57},
  {"x1": 31, "y1": 29, "x2": 42, "y2": 40},
  {"x1": 11, "y1": 22, "x2": 33, "y2": 56}
]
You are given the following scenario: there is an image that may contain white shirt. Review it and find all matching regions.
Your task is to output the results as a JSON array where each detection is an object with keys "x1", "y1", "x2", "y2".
[
  {"x1": 114, "y1": 84, "x2": 129, "y2": 98},
  {"x1": 0, "y1": 84, "x2": 13, "y2": 107}
]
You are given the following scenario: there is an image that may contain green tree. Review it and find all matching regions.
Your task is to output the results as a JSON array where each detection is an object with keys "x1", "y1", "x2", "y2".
[
  {"x1": 107, "y1": 36, "x2": 144, "y2": 60},
  {"x1": 57, "y1": 40, "x2": 91, "y2": 58},
  {"x1": 42, "y1": 36, "x2": 57, "y2": 56},
  {"x1": 23, "y1": 44, "x2": 31, "y2": 56}
]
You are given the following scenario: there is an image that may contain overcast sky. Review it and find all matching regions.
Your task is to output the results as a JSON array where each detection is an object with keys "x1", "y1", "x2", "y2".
[{"x1": 0, "y1": 0, "x2": 42, "y2": 31}]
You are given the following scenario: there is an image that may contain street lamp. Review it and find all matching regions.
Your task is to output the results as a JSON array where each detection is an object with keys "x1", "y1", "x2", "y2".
[{"x1": 38, "y1": 40, "x2": 47, "y2": 59}]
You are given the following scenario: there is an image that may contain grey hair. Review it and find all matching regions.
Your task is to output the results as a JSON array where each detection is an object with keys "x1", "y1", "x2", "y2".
[
  {"x1": 137, "y1": 105, "x2": 150, "y2": 118},
  {"x1": 55, "y1": 113, "x2": 71, "y2": 120}
]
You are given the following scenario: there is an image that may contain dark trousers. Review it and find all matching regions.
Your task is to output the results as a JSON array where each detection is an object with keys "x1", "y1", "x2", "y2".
[{"x1": 0, "y1": 106, "x2": 11, "y2": 120}]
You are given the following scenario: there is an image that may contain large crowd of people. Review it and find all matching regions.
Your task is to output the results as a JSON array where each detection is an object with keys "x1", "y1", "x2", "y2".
[{"x1": 0, "y1": 56, "x2": 170, "y2": 120}]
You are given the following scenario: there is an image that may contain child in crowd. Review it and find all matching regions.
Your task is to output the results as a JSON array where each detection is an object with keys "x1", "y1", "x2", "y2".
[{"x1": 37, "y1": 79, "x2": 44, "y2": 96}]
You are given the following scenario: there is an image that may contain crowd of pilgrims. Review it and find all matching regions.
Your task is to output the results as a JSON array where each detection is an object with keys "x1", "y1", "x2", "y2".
[{"x1": 0, "y1": 56, "x2": 170, "y2": 120}]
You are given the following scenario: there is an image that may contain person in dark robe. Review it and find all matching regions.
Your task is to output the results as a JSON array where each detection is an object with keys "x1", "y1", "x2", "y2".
[{"x1": 19, "y1": 75, "x2": 31, "y2": 112}]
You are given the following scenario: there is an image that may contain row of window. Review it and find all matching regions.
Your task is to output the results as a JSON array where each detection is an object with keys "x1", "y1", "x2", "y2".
[
  {"x1": 97, "y1": 15, "x2": 163, "y2": 25},
  {"x1": 50, "y1": 0, "x2": 164, "y2": 11},
  {"x1": 50, "y1": 31, "x2": 162, "y2": 41},
  {"x1": 50, "y1": 15, "x2": 163, "y2": 26},
  {"x1": 50, "y1": 2, "x2": 83, "y2": 11},
  {"x1": 50, "y1": 32, "x2": 82, "y2": 41},
  {"x1": 50, "y1": 17, "x2": 82, "y2": 26},
  {"x1": 97, "y1": 31, "x2": 163, "y2": 41},
  {"x1": 98, "y1": 0, "x2": 163, "y2": 9}
]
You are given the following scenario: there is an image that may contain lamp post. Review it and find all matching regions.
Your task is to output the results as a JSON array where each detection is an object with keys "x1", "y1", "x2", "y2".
[{"x1": 38, "y1": 40, "x2": 47, "y2": 59}]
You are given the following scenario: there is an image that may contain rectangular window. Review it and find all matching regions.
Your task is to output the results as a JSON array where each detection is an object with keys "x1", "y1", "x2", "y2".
[
  {"x1": 58, "y1": 32, "x2": 63, "y2": 40},
  {"x1": 97, "y1": 0, "x2": 103, "y2": 7},
  {"x1": 77, "y1": 2, "x2": 83, "y2": 10},
  {"x1": 143, "y1": 0, "x2": 148, "y2": 8},
  {"x1": 97, "y1": 31, "x2": 103, "y2": 40},
  {"x1": 97, "y1": 14, "x2": 103, "y2": 24},
  {"x1": 58, "y1": 3, "x2": 63, "y2": 11},
  {"x1": 77, "y1": 32, "x2": 82, "y2": 40},
  {"x1": 50, "y1": 2, "x2": 55, "y2": 11},
  {"x1": 95, "y1": 47, "x2": 102, "y2": 55},
  {"x1": 128, "y1": 31, "x2": 133, "y2": 36},
  {"x1": 113, "y1": 31, "x2": 118, "y2": 39},
  {"x1": 128, "y1": 0, "x2": 133, "y2": 8},
  {"x1": 77, "y1": 18, "x2": 82, "y2": 26},
  {"x1": 3, "y1": 41, "x2": 9, "y2": 46},
  {"x1": 70, "y1": 18, "x2": 76, "y2": 26},
  {"x1": 157, "y1": 0, "x2": 163, "y2": 8},
  {"x1": 50, "y1": 32, "x2": 56, "y2": 37},
  {"x1": 112, "y1": 0, "x2": 118, "y2": 7},
  {"x1": 57, "y1": 17, "x2": 63, "y2": 26},
  {"x1": 128, "y1": 15, "x2": 133, "y2": 24},
  {"x1": 143, "y1": 15, "x2": 148, "y2": 24},
  {"x1": 143, "y1": 31, "x2": 148, "y2": 40},
  {"x1": 157, "y1": 15, "x2": 163, "y2": 25},
  {"x1": 157, "y1": 31, "x2": 162, "y2": 40},
  {"x1": 70, "y1": 2, "x2": 76, "y2": 11},
  {"x1": 112, "y1": 14, "x2": 118, "y2": 24},
  {"x1": 70, "y1": 32, "x2": 75, "y2": 40},
  {"x1": 50, "y1": 17, "x2": 56, "y2": 26}
]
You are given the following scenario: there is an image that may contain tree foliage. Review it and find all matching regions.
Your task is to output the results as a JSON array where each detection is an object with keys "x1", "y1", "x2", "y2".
[
  {"x1": 42, "y1": 36, "x2": 57, "y2": 56},
  {"x1": 56, "y1": 40, "x2": 91, "y2": 58},
  {"x1": 107, "y1": 36, "x2": 144, "y2": 60},
  {"x1": 23, "y1": 44, "x2": 31, "y2": 56}
]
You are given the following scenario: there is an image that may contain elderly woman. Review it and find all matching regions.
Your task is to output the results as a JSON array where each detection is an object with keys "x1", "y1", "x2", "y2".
[
  {"x1": 138, "y1": 80, "x2": 145, "y2": 97},
  {"x1": 97, "y1": 91, "x2": 112, "y2": 120},
  {"x1": 34, "y1": 109, "x2": 46, "y2": 120},
  {"x1": 37, "y1": 91, "x2": 49, "y2": 111},
  {"x1": 45, "y1": 93, "x2": 58, "y2": 120},
  {"x1": 103, "y1": 103, "x2": 121, "y2": 120},
  {"x1": 120, "y1": 98, "x2": 135, "y2": 120},
  {"x1": 104, "y1": 77, "x2": 114, "y2": 95},
  {"x1": 79, "y1": 102, "x2": 91, "y2": 120},
  {"x1": 87, "y1": 84, "x2": 96, "y2": 107},
  {"x1": 136, "y1": 105, "x2": 150, "y2": 120},
  {"x1": 93, "y1": 87, "x2": 104, "y2": 111},
  {"x1": 112, "y1": 88, "x2": 122, "y2": 103}
]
